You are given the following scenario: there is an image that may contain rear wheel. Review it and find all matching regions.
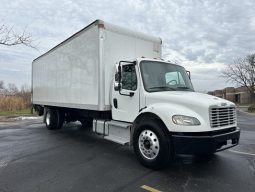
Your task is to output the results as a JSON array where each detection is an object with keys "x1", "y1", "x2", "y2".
[
  {"x1": 133, "y1": 119, "x2": 173, "y2": 169},
  {"x1": 45, "y1": 108, "x2": 64, "y2": 130},
  {"x1": 57, "y1": 109, "x2": 64, "y2": 129}
]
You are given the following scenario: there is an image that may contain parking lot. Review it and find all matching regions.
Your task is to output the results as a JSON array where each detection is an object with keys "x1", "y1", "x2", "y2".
[{"x1": 0, "y1": 111, "x2": 254, "y2": 192}]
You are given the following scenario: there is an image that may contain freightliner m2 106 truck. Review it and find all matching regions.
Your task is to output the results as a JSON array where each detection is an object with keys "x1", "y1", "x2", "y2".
[{"x1": 32, "y1": 20, "x2": 240, "y2": 169}]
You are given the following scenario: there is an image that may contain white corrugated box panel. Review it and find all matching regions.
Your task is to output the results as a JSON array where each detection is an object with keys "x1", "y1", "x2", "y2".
[
  {"x1": 32, "y1": 23, "x2": 99, "y2": 110},
  {"x1": 32, "y1": 20, "x2": 161, "y2": 111}
]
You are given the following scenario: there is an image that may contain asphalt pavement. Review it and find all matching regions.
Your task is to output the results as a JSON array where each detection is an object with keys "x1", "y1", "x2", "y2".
[{"x1": 0, "y1": 111, "x2": 254, "y2": 192}]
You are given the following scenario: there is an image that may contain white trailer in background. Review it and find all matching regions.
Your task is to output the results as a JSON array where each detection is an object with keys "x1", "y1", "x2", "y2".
[{"x1": 32, "y1": 20, "x2": 240, "y2": 169}]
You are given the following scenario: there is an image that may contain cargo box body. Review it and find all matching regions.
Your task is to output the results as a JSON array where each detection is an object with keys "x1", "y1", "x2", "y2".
[{"x1": 32, "y1": 20, "x2": 161, "y2": 111}]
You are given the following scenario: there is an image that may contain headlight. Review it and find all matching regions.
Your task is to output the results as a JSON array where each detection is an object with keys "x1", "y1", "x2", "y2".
[{"x1": 172, "y1": 115, "x2": 201, "y2": 126}]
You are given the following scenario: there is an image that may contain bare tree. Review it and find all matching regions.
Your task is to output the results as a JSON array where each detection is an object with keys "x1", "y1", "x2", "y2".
[
  {"x1": 7, "y1": 83, "x2": 19, "y2": 95},
  {"x1": 19, "y1": 84, "x2": 31, "y2": 108},
  {"x1": 222, "y1": 53, "x2": 255, "y2": 102},
  {"x1": 0, "y1": 24, "x2": 37, "y2": 49}
]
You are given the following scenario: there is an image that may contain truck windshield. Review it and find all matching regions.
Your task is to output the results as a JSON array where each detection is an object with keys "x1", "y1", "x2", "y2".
[{"x1": 140, "y1": 61, "x2": 194, "y2": 92}]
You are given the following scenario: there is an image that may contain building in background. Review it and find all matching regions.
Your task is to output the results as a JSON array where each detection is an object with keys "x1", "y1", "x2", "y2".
[{"x1": 208, "y1": 86, "x2": 252, "y2": 104}]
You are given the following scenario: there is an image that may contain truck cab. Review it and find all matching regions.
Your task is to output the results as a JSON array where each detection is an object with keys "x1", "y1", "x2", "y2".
[{"x1": 111, "y1": 58, "x2": 240, "y2": 168}]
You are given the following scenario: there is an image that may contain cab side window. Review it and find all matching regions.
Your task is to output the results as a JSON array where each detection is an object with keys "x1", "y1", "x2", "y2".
[{"x1": 122, "y1": 65, "x2": 137, "y2": 90}]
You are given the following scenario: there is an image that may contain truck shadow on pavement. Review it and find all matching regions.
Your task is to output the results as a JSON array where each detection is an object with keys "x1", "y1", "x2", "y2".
[{"x1": 58, "y1": 122, "x2": 226, "y2": 171}]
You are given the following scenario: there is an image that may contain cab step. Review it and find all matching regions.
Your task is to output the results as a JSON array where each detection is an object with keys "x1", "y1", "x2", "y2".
[{"x1": 93, "y1": 119, "x2": 132, "y2": 145}]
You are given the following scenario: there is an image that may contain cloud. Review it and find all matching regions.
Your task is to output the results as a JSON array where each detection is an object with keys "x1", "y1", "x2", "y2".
[{"x1": 0, "y1": 0, "x2": 254, "y2": 91}]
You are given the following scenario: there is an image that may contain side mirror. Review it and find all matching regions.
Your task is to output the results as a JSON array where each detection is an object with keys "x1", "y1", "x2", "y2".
[
  {"x1": 114, "y1": 65, "x2": 122, "y2": 91},
  {"x1": 118, "y1": 65, "x2": 121, "y2": 83},
  {"x1": 114, "y1": 72, "x2": 119, "y2": 91},
  {"x1": 114, "y1": 82, "x2": 121, "y2": 91},
  {"x1": 186, "y1": 71, "x2": 191, "y2": 79}
]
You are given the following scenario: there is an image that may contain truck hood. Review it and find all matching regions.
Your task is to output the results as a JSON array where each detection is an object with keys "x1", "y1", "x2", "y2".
[
  {"x1": 145, "y1": 91, "x2": 235, "y2": 112},
  {"x1": 144, "y1": 91, "x2": 236, "y2": 132}
]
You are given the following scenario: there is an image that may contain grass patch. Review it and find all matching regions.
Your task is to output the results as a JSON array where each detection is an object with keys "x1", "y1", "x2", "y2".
[{"x1": 0, "y1": 108, "x2": 32, "y2": 117}]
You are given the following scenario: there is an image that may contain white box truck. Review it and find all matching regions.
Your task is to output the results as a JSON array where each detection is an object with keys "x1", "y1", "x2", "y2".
[{"x1": 32, "y1": 20, "x2": 240, "y2": 169}]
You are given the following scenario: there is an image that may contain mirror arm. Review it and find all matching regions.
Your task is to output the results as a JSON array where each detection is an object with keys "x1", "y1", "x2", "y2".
[{"x1": 119, "y1": 91, "x2": 134, "y2": 97}]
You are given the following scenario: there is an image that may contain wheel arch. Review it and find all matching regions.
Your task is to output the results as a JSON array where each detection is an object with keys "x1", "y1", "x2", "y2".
[
  {"x1": 131, "y1": 112, "x2": 169, "y2": 145},
  {"x1": 133, "y1": 112, "x2": 165, "y2": 128}
]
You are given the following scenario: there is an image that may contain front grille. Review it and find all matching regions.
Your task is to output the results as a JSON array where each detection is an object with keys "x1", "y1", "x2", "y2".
[{"x1": 210, "y1": 107, "x2": 236, "y2": 128}]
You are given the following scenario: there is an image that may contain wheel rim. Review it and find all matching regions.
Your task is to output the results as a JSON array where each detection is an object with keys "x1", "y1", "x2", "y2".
[
  {"x1": 138, "y1": 129, "x2": 160, "y2": 160},
  {"x1": 46, "y1": 112, "x2": 50, "y2": 126}
]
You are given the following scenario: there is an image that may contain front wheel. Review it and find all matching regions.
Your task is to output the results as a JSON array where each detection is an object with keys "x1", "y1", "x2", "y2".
[{"x1": 133, "y1": 119, "x2": 173, "y2": 169}]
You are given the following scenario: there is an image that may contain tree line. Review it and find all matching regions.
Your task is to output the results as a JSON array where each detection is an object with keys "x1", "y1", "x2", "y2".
[
  {"x1": 0, "y1": 80, "x2": 31, "y2": 111},
  {"x1": 222, "y1": 53, "x2": 255, "y2": 103}
]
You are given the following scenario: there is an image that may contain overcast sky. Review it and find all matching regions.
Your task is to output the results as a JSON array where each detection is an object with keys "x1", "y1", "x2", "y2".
[{"x1": 0, "y1": 0, "x2": 255, "y2": 92}]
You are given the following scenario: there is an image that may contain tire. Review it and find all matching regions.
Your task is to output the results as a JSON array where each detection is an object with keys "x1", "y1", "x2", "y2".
[
  {"x1": 56, "y1": 109, "x2": 64, "y2": 129},
  {"x1": 45, "y1": 108, "x2": 64, "y2": 130},
  {"x1": 133, "y1": 119, "x2": 173, "y2": 169}
]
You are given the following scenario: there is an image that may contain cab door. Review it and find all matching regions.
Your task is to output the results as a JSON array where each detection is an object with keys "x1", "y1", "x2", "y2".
[{"x1": 111, "y1": 62, "x2": 140, "y2": 122}]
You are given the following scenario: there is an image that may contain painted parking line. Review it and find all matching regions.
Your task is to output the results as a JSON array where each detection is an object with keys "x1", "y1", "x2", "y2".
[
  {"x1": 229, "y1": 149, "x2": 255, "y2": 156},
  {"x1": 141, "y1": 185, "x2": 162, "y2": 192}
]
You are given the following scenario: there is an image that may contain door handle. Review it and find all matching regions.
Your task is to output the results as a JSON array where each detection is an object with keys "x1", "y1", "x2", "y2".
[{"x1": 113, "y1": 98, "x2": 118, "y2": 108}]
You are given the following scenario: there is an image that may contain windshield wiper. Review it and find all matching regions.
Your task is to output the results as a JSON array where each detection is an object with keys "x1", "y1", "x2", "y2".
[
  {"x1": 176, "y1": 86, "x2": 193, "y2": 91},
  {"x1": 148, "y1": 86, "x2": 176, "y2": 91}
]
